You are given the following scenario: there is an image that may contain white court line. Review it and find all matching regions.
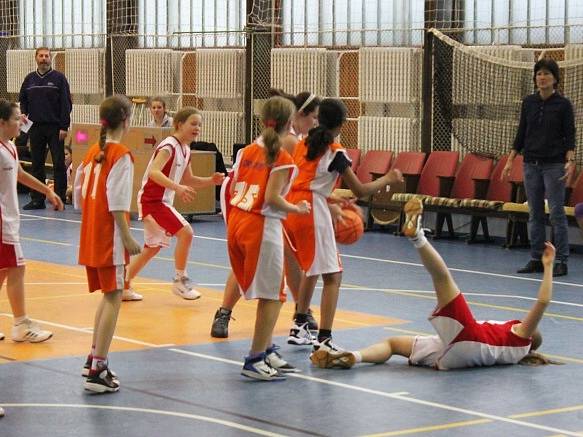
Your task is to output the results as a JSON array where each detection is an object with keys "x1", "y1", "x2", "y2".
[
  {"x1": 0, "y1": 404, "x2": 285, "y2": 437},
  {"x1": 23, "y1": 282, "x2": 171, "y2": 286},
  {"x1": 20, "y1": 213, "x2": 227, "y2": 243},
  {"x1": 0, "y1": 313, "x2": 174, "y2": 348},
  {"x1": 339, "y1": 286, "x2": 583, "y2": 308},
  {"x1": 2, "y1": 312, "x2": 580, "y2": 436},
  {"x1": 21, "y1": 213, "x2": 583, "y2": 289},
  {"x1": 170, "y1": 349, "x2": 580, "y2": 437}
]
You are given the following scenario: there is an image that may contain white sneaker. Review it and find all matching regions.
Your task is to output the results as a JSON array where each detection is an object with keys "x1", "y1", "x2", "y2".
[
  {"x1": 287, "y1": 322, "x2": 314, "y2": 346},
  {"x1": 122, "y1": 288, "x2": 143, "y2": 301},
  {"x1": 241, "y1": 356, "x2": 286, "y2": 381},
  {"x1": 172, "y1": 276, "x2": 201, "y2": 300},
  {"x1": 11, "y1": 319, "x2": 53, "y2": 343},
  {"x1": 265, "y1": 345, "x2": 301, "y2": 373},
  {"x1": 312, "y1": 337, "x2": 344, "y2": 355},
  {"x1": 0, "y1": 407, "x2": 4, "y2": 417},
  {"x1": 0, "y1": 332, "x2": 4, "y2": 340}
]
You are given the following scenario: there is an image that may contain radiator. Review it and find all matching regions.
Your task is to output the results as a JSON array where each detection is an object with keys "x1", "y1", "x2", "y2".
[
  {"x1": 196, "y1": 49, "x2": 245, "y2": 98},
  {"x1": 359, "y1": 47, "x2": 422, "y2": 103},
  {"x1": 565, "y1": 45, "x2": 583, "y2": 59},
  {"x1": 357, "y1": 116, "x2": 420, "y2": 154},
  {"x1": 271, "y1": 48, "x2": 329, "y2": 96},
  {"x1": 199, "y1": 111, "x2": 244, "y2": 161},
  {"x1": 65, "y1": 49, "x2": 105, "y2": 95},
  {"x1": 125, "y1": 49, "x2": 175, "y2": 96},
  {"x1": 71, "y1": 104, "x2": 100, "y2": 124},
  {"x1": 7, "y1": 50, "x2": 36, "y2": 93}
]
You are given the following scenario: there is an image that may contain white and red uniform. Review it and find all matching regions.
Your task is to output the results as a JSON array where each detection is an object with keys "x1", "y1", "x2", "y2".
[
  {"x1": 284, "y1": 140, "x2": 351, "y2": 276},
  {"x1": 227, "y1": 139, "x2": 297, "y2": 301},
  {"x1": 137, "y1": 135, "x2": 190, "y2": 247},
  {"x1": 75, "y1": 142, "x2": 134, "y2": 293},
  {"x1": 409, "y1": 293, "x2": 532, "y2": 370},
  {"x1": 0, "y1": 140, "x2": 24, "y2": 268}
]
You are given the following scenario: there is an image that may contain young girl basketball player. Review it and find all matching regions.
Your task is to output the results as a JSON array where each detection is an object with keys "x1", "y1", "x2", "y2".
[
  {"x1": 0, "y1": 99, "x2": 61, "y2": 345},
  {"x1": 211, "y1": 91, "x2": 321, "y2": 338},
  {"x1": 228, "y1": 96, "x2": 311, "y2": 380},
  {"x1": 312, "y1": 198, "x2": 557, "y2": 370},
  {"x1": 285, "y1": 98, "x2": 403, "y2": 355},
  {"x1": 123, "y1": 107, "x2": 224, "y2": 301},
  {"x1": 75, "y1": 95, "x2": 141, "y2": 393}
]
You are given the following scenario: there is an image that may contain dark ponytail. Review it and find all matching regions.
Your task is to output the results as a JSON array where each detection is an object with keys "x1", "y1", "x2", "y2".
[
  {"x1": 306, "y1": 98, "x2": 346, "y2": 161},
  {"x1": 95, "y1": 95, "x2": 132, "y2": 163}
]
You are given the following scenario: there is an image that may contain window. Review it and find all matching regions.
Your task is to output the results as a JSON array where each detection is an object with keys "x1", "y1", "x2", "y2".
[{"x1": 19, "y1": 0, "x2": 105, "y2": 48}]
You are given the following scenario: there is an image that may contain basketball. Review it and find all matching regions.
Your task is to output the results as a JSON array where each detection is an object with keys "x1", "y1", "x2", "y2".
[{"x1": 334, "y1": 206, "x2": 364, "y2": 245}]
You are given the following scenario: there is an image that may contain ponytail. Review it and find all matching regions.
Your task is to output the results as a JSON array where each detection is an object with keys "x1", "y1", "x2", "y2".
[
  {"x1": 306, "y1": 126, "x2": 334, "y2": 160},
  {"x1": 95, "y1": 95, "x2": 132, "y2": 163},
  {"x1": 305, "y1": 98, "x2": 346, "y2": 161},
  {"x1": 260, "y1": 96, "x2": 296, "y2": 165}
]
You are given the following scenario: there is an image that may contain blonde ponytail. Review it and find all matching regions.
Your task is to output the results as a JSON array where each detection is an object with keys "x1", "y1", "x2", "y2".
[{"x1": 261, "y1": 96, "x2": 295, "y2": 165}]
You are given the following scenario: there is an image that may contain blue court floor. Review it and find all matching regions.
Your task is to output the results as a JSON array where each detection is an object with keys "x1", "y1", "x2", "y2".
[{"x1": 2, "y1": 194, "x2": 583, "y2": 436}]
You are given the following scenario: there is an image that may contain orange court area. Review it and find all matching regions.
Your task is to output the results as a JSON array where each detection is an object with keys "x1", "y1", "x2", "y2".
[{"x1": 0, "y1": 260, "x2": 405, "y2": 363}]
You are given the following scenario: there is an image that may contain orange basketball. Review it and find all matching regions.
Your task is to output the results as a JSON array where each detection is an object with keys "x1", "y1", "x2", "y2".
[{"x1": 334, "y1": 206, "x2": 364, "y2": 245}]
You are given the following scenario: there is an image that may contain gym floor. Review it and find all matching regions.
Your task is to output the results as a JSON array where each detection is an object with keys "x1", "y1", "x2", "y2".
[{"x1": 1, "y1": 195, "x2": 583, "y2": 436}]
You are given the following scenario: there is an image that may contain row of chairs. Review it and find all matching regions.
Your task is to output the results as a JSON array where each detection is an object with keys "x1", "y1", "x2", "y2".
[{"x1": 338, "y1": 149, "x2": 583, "y2": 247}]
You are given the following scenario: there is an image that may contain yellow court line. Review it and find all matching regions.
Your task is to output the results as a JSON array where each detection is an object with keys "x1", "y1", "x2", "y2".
[
  {"x1": 361, "y1": 405, "x2": 583, "y2": 437},
  {"x1": 509, "y1": 404, "x2": 583, "y2": 419},
  {"x1": 343, "y1": 283, "x2": 583, "y2": 323},
  {"x1": 361, "y1": 419, "x2": 491, "y2": 437}
]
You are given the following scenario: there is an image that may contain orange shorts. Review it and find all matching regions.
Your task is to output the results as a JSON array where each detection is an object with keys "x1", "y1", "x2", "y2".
[{"x1": 85, "y1": 265, "x2": 126, "y2": 293}]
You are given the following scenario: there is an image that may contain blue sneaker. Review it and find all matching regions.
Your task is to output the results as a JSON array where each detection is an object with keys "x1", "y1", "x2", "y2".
[{"x1": 241, "y1": 353, "x2": 286, "y2": 381}]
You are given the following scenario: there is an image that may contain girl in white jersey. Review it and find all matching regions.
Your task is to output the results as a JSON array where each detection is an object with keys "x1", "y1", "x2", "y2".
[
  {"x1": 312, "y1": 199, "x2": 559, "y2": 370},
  {"x1": 123, "y1": 108, "x2": 224, "y2": 301},
  {"x1": 211, "y1": 91, "x2": 321, "y2": 338},
  {"x1": 0, "y1": 99, "x2": 62, "y2": 346}
]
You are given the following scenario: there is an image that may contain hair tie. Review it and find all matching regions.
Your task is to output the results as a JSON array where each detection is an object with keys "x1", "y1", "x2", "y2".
[
  {"x1": 264, "y1": 119, "x2": 277, "y2": 128},
  {"x1": 100, "y1": 119, "x2": 108, "y2": 127}
]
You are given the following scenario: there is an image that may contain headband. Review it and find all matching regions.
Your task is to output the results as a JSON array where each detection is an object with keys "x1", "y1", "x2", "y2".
[{"x1": 298, "y1": 93, "x2": 316, "y2": 114}]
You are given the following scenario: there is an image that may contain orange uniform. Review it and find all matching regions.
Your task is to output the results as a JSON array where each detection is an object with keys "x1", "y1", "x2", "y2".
[
  {"x1": 75, "y1": 142, "x2": 134, "y2": 293},
  {"x1": 227, "y1": 140, "x2": 297, "y2": 301},
  {"x1": 284, "y1": 140, "x2": 350, "y2": 276}
]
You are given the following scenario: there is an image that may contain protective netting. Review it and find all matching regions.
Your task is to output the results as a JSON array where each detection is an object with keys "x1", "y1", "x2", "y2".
[
  {"x1": 431, "y1": 29, "x2": 583, "y2": 165},
  {"x1": 248, "y1": 0, "x2": 282, "y2": 28}
]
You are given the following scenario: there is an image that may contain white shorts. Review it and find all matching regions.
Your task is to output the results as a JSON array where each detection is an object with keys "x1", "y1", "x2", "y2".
[
  {"x1": 142, "y1": 210, "x2": 189, "y2": 248},
  {"x1": 409, "y1": 335, "x2": 444, "y2": 368}
]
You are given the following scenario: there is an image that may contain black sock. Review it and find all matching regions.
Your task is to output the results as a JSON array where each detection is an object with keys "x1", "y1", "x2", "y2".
[
  {"x1": 318, "y1": 329, "x2": 332, "y2": 342},
  {"x1": 295, "y1": 313, "x2": 309, "y2": 325}
]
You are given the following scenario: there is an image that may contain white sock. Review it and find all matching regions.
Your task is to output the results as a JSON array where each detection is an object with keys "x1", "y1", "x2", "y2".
[
  {"x1": 13, "y1": 315, "x2": 27, "y2": 326},
  {"x1": 352, "y1": 351, "x2": 362, "y2": 363},
  {"x1": 409, "y1": 228, "x2": 428, "y2": 248},
  {"x1": 175, "y1": 270, "x2": 186, "y2": 279}
]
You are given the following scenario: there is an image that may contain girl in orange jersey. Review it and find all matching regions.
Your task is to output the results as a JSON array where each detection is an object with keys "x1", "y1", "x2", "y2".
[
  {"x1": 122, "y1": 108, "x2": 224, "y2": 302},
  {"x1": 228, "y1": 96, "x2": 311, "y2": 380},
  {"x1": 75, "y1": 96, "x2": 141, "y2": 393},
  {"x1": 284, "y1": 98, "x2": 403, "y2": 354},
  {"x1": 0, "y1": 99, "x2": 62, "y2": 347},
  {"x1": 211, "y1": 91, "x2": 321, "y2": 338}
]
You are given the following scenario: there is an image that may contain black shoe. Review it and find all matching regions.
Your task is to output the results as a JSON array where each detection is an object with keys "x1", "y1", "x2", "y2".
[
  {"x1": 306, "y1": 308, "x2": 319, "y2": 331},
  {"x1": 211, "y1": 308, "x2": 233, "y2": 338},
  {"x1": 22, "y1": 200, "x2": 45, "y2": 210},
  {"x1": 293, "y1": 306, "x2": 319, "y2": 331},
  {"x1": 553, "y1": 262, "x2": 568, "y2": 277},
  {"x1": 517, "y1": 260, "x2": 544, "y2": 274},
  {"x1": 84, "y1": 363, "x2": 120, "y2": 393}
]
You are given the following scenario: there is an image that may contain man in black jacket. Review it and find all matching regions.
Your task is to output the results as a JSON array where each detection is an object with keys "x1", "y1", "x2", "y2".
[
  {"x1": 502, "y1": 58, "x2": 576, "y2": 277},
  {"x1": 19, "y1": 47, "x2": 72, "y2": 209}
]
